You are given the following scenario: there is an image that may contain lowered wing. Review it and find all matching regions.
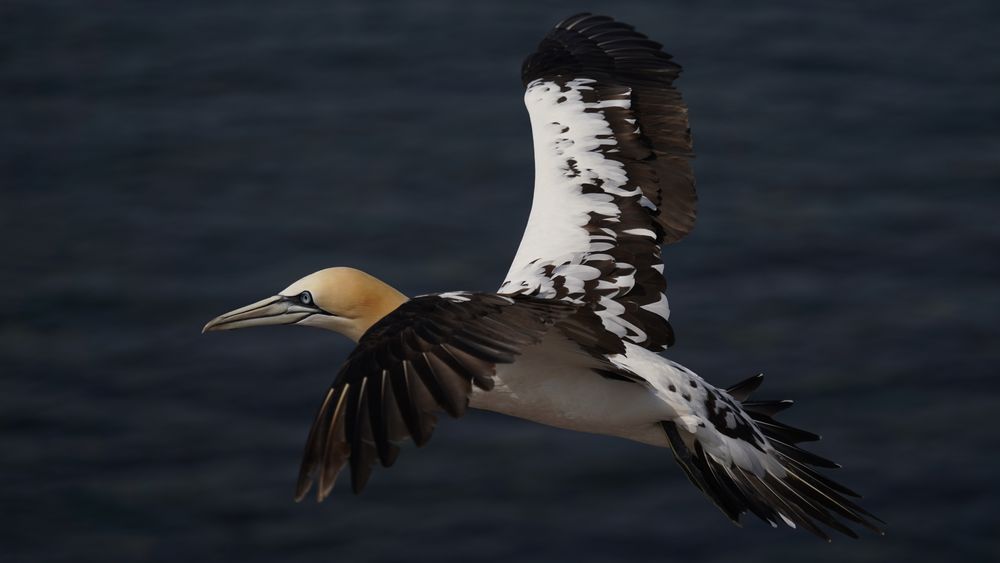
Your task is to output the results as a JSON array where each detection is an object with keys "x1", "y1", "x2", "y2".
[{"x1": 295, "y1": 293, "x2": 579, "y2": 500}]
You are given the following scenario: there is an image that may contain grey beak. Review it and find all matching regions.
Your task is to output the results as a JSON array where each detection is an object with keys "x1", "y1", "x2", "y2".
[{"x1": 202, "y1": 295, "x2": 316, "y2": 333}]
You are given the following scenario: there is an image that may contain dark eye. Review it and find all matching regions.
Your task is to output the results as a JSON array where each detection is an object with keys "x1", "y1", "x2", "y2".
[{"x1": 298, "y1": 291, "x2": 313, "y2": 305}]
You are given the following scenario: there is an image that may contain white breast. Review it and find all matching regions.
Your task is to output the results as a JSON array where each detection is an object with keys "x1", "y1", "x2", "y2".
[{"x1": 469, "y1": 333, "x2": 670, "y2": 446}]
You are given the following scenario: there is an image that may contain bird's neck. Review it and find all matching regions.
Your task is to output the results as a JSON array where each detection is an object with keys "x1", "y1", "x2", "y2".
[{"x1": 354, "y1": 278, "x2": 408, "y2": 337}]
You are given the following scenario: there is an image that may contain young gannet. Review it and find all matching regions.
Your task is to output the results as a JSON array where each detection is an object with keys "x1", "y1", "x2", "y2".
[{"x1": 204, "y1": 13, "x2": 883, "y2": 540}]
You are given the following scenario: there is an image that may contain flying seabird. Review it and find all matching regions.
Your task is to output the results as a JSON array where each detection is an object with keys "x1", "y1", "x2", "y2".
[{"x1": 203, "y1": 13, "x2": 884, "y2": 540}]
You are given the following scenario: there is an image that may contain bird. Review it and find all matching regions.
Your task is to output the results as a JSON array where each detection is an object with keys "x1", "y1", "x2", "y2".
[{"x1": 203, "y1": 13, "x2": 883, "y2": 541}]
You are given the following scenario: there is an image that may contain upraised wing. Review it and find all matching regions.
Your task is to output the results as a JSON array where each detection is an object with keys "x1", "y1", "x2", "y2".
[{"x1": 501, "y1": 13, "x2": 697, "y2": 352}]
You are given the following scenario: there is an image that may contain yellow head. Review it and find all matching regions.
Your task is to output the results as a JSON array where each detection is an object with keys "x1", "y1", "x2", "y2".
[{"x1": 202, "y1": 267, "x2": 408, "y2": 341}]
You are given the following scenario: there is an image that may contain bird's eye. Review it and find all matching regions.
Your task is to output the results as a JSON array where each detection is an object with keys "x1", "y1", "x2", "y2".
[{"x1": 298, "y1": 291, "x2": 313, "y2": 305}]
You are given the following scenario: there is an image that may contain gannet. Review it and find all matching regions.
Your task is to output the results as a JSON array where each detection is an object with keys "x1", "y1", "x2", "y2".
[{"x1": 204, "y1": 13, "x2": 883, "y2": 540}]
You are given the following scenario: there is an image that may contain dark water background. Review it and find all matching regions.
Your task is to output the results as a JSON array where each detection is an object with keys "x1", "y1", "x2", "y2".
[{"x1": 3, "y1": 1, "x2": 999, "y2": 561}]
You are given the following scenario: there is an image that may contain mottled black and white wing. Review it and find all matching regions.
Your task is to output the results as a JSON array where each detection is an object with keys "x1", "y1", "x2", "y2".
[
  {"x1": 294, "y1": 293, "x2": 576, "y2": 501},
  {"x1": 502, "y1": 13, "x2": 696, "y2": 352}
]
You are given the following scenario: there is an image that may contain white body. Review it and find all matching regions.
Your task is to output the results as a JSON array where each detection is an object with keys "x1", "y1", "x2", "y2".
[
  {"x1": 470, "y1": 333, "x2": 673, "y2": 447},
  {"x1": 471, "y1": 332, "x2": 783, "y2": 478}
]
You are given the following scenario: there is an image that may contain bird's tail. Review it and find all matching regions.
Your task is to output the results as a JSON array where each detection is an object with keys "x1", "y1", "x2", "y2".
[{"x1": 660, "y1": 373, "x2": 885, "y2": 541}]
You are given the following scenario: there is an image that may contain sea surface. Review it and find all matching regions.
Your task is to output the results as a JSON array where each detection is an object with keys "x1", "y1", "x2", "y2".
[{"x1": 3, "y1": 1, "x2": 999, "y2": 561}]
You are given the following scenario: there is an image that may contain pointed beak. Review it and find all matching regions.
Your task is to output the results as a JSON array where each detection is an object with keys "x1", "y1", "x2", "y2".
[{"x1": 202, "y1": 295, "x2": 318, "y2": 333}]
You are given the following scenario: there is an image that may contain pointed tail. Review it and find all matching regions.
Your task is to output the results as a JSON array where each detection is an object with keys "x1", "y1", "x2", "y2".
[{"x1": 661, "y1": 373, "x2": 885, "y2": 541}]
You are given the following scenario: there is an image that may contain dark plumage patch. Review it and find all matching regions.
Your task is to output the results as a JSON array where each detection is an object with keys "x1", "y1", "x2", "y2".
[
  {"x1": 295, "y1": 293, "x2": 578, "y2": 501},
  {"x1": 704, "y1": 387, "x2": 765, "y2": 450},
  {"x1": 564, "y1": 158, "x2": 581, "y2": 177},
  {"x1": 592, "y1": 368, "x2": 635, "y2": 382}
]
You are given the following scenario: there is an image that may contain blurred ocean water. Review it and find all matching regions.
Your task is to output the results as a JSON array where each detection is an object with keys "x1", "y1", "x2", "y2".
[{"x1": 2, "y1": 1, "x2": 999, "y2": 561}]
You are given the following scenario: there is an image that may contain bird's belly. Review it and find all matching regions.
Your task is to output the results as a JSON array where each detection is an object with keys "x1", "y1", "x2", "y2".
[{"x1": 469, "y1": 346, "x2": 670, "y2": 447}]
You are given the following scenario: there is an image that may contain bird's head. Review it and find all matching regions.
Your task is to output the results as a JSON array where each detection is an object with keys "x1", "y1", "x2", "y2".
[{"x1": 202, "y1": 267, "x2": 408, "y2": 341}]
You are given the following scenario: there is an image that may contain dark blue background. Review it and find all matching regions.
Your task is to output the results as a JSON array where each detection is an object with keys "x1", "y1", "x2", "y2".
[{"x1": 3, "y1": 1, "x2": 998, "y2": 561}]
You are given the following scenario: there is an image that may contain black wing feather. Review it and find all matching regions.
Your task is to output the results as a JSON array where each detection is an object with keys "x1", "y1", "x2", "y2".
[{"x1": 294, "y1": 293, "x2": 576, "y2": 500}]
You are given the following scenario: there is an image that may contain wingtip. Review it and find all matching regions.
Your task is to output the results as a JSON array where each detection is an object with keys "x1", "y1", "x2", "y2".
[
  {"x1": 293, "y1": 479, "x2": 312, "y2": 503},
  {"x1": 316, "y1": 480, "x2": 335, "y2": 503}
]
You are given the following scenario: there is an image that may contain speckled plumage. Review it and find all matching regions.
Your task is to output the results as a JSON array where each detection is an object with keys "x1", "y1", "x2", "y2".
[{"x1": 205, "y1": 13, "x2": 883, "y2": 542}]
